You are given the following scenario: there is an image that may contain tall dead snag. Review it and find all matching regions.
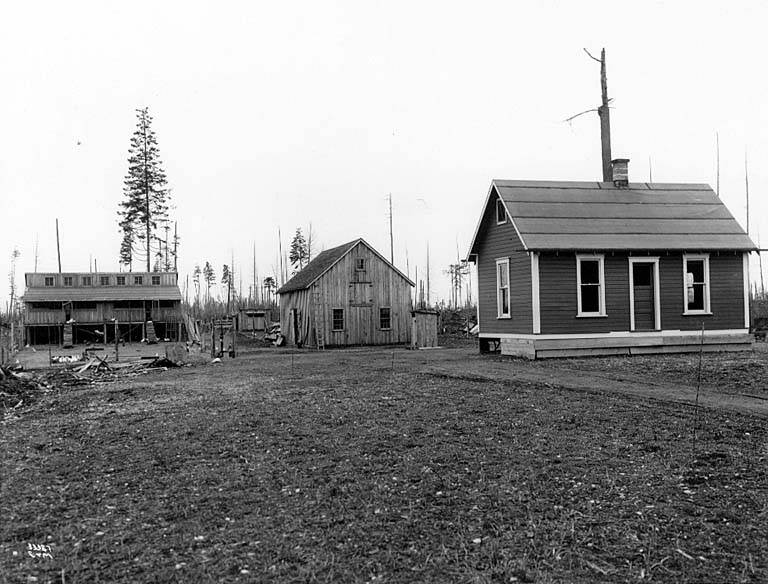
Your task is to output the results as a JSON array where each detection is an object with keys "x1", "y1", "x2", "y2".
[{"x1": 566, "y1": 48, "x2": 613, "y2": 181}]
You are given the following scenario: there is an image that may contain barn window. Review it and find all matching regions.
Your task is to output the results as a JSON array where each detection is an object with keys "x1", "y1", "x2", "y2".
[
  {"x1": 683, "y1": 254, "x2": 710, "y2": 314},
  {"x1": 44, "y1": 277, "x2": 55, "y2": 287},
  {"x1": 82, "y1": 276, "x2": 92, "y2": 286},
  {"x1": 355, "y1": 258, "x2": 366, "y2": 271},
  {"x1": 152, "y1": 275, "x2": 161, "y2": 286},
  {"x1": 116, "y1": 276, "x2": 126, "y2": 286},
  {"x1": 134, "y1": 275, "x2": 143, "y2": 285},
  {"x1": 379, "y1": 307, "x2": 391, "y2": 330},
  {"x1": 332, "y1": 309, "x2": 344, "y2": 331},
  {"x1": 63, "y1": 276, "x2": 73, "y2": 287},
  {"x1": 496, "y1": 198, "x2": 507, "y2": 224},
  {"x1": 576, "y1": 254, "x2": 606, "y2": 317},
  {"x1": 100, "y1": 276, "x2": 110, "y2": 286},
  {"x1": 496, "y1": 258, "x2": 511, "y2": 318}
]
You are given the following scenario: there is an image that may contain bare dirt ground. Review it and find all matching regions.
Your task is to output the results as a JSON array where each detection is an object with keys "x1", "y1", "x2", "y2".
[{"x1": 2, "y1": 346, "x2": 767, "y2": 583}]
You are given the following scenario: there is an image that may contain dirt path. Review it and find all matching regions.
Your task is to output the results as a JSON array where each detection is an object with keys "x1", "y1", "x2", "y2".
[{"x1": 416, "y1": 349, "x2": 768, "y2": 418}]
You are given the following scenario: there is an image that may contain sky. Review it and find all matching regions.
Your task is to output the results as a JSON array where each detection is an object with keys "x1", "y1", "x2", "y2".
[{"x1": 2, "y1": 0, "x2": 768, "y2": 307}]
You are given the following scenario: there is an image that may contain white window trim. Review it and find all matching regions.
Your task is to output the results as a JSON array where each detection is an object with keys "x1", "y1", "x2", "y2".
[
  {"x1": 576, "y1": 254, "x2": 606, "y2": 317},
  {"x1": 496, "y1": 198, "x2": 507, "y2": 225},
  {"x1": 682, "y1": 253, "x2": 711, "y2": 315},
  {"x1": 496, "y1": 257, "x2": 511, "y2": 319},
  {"x1": 628, "y1": 257, "x2": 661, "y2": 331}
]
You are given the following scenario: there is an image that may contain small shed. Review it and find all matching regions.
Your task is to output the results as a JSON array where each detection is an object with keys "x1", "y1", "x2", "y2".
[
  {"x1": 235, "y1": 308, "x2": 272, "y2": 332},
  {"x1": 411, "y1": 309, "x2": 439, "y2": 349}
]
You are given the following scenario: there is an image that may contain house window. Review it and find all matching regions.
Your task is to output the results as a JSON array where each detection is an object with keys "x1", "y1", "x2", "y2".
[
  {"x1": 134, "y1": 276, "x2": 143, "y2": 285},
  {"x1": 355, "y1": 258, "x2": 366, "y2": 271},
  {"x1": 151, "y1": 275, "x2": 161, "y2": 286},
  {"x1": 116, "y1": 276, "x2": 126, "y2": 286},
  {"x1": 63, "y1": 276, "x2": 73, "y2": 287},
  {"x1": 576, "y1": 254, "x2": 606, "y2": 317},
  {"x1": 496, "y1": 258, "x2": 511, "y2": 318},
  {"x1": 82, "y1": 276, "x2": 92, "y2": 286},
  {"x1": 332, "y1": 309, "x2": 344, "y2": 331},
  {"x1": 100, "y1": 276, "x2": 110, "y2": 286},
  {"x1": 496, "y1": 198, "x2": 507, "y2": 224},
  {"x1": 44, "y1": 277, "x2": 55, "y2": 287},
  {"x1": 683, "y1": 254, "x2": 710, "y2": 314},
  {"x1": 379, "y1": 307, "x2": 391, "y2": 330}
]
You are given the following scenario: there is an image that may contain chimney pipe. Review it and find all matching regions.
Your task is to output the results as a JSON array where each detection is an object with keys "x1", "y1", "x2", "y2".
[{"x1": 611, "y1": 158, "x2": 629, "y2": 188}]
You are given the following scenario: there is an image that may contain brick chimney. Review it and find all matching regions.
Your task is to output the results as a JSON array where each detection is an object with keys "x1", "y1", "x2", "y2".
[{"x1": 611, "y1": 158, "x2": 629, "y2": 188}]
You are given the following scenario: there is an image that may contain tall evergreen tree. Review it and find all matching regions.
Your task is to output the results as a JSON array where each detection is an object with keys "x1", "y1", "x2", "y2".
[
  {"x1": 118, "y1": 107, "x2": 170, "y2": 272},
  {"x1": 289, "y1": 228, "x2": 308, "y2": 273},
  {"x1": 203, "y1": 261, "x2": 216, "y2": 301}
]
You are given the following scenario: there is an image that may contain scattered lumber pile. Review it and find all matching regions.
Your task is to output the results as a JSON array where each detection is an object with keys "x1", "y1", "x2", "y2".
[{"x1": 1, "y1": 355, "x2": 186, "y2": 411}]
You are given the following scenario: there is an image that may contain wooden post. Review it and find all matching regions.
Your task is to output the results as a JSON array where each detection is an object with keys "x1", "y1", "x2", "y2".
[
  {"x1": 114, "y1": 319, "x2": 119, "y2": 362},
  {"x1": 211, "y1": 322, "x2": 216, "y2": 358}
]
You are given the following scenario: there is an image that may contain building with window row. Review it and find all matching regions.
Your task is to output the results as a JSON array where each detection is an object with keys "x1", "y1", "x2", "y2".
[
  {"x1": 466, "y1": 162, "x2": 756, "y2": 358},
  {"x1": 23, "y1": 271, "x2": 183, "y2": 345},
  {"x1": 277, "y1": 239, "x2": 414, "y2": 347}
]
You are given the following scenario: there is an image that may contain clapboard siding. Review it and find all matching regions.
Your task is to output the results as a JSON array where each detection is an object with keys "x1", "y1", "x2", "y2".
[
  {"x1": 539, "y1": 253, "x2": 630, "y2": 334},
  {"x1": 658, "y1": 252, "x2": 744, "y2": 330},
  {"x1": 476, "y1": 188, "x2": 532, "y2": 334}
]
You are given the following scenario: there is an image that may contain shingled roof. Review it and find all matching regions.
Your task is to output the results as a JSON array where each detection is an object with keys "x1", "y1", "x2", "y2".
[
  {"x1": 277, "y1": 238, "x2": 414, "y2": 294},
  {"x1": 468, "y1": 180, "x2": 756, "y2": 256}
]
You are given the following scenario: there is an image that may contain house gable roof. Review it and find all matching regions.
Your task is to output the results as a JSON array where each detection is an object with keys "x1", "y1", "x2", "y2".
[
  {"x1": 276, "y1": 238, "x2": 414, "y2": 294},
  {"x1": 467, "y1": 180, "x2": 756, "y2": 257}
]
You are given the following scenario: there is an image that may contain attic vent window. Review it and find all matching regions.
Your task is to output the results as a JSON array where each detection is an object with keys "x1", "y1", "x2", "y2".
[
  {"x1": 496, "y1": 198, "x2": 507, "y2": 224},
  {"x1": 355, "y1": 258, "x2": 366, "y2": 271}
]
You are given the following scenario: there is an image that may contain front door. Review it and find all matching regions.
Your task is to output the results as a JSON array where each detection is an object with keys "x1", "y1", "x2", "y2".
[{"x1": 632, "y1": 263, "x2": 655, "y2": 331}]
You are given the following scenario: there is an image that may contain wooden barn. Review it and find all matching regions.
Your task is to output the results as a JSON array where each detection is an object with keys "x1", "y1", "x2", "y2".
[
  {"x1": 22, "y1": 271, "x2": 184, "y2": 345},
  {"x1": 277, "y1": 238, "x2": 414, "y2": 347},
  {"x1": 467, "y1": 161, "x2": 756, "y2": 358}
]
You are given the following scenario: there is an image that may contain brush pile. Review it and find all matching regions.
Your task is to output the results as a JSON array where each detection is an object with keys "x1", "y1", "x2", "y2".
[{"x1": 0, "y1": 366, "x2": 45, "y2": 409}]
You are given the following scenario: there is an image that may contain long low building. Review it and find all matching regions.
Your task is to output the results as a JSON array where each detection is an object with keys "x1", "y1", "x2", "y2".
[{"x1": 23, "y1": 271, "x2": 183, "y2": 345}]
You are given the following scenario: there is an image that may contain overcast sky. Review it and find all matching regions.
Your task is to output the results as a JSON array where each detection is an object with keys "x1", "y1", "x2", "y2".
[{"x1": 2, "y1": 0, "x2": 767, "y2": 307}]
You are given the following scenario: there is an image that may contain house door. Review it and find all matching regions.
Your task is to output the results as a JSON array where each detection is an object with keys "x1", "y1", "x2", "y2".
[
  {"x1": 350, "y1": 306, "x2": 372, "y2": 345},
  {"x1": 632, "y1": 263, "x2": 655, "y2": 331}
]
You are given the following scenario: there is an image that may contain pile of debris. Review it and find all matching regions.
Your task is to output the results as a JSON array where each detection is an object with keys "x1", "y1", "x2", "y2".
[
  {"x1": 0, "y1": 365, "x2": 45, "y2": 409},
  {"x1": 1, "y1": 354, "x2": 187, "y2": 410}
]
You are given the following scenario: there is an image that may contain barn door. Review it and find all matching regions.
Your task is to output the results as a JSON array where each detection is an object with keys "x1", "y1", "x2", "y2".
[
  {"x1": 350, "y1": 306, "x2": 372, "y2": 345},
  {"x1": 630, "y1": 260, "x2": 659, "y2": 331}
]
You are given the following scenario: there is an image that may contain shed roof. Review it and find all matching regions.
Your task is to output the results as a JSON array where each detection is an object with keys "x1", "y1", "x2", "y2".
[
  {"x1": 23, "y1": 286, "x2": 182, "y2": 303},
  {"x1": 277, "y1": 238, "x2": 414, "y2": 294},
  {"x1": 467, "y1": 180, "x2": 756, "y2": 256}
]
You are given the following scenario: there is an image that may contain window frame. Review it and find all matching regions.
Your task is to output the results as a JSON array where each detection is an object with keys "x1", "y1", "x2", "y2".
[
  {"x1": 151, "y1": 275, "x2": 161, "y2": 286},
  {"x1": 63, "y1": 276, "x2": 73, "y2": 287},
  {"x1": 379, "y1": 307, "x2": 391, "y2": 330},
  {"x1": 496, "y1": 198, "x2": 507, "y2": 225},
  {"x1": 81, "y1": 276, "x2": 92, "y2": 286},
  {"x1": 332, "y1": 308, "x2": 345, "y2": 331},
  {"x1": 100, "y1": 276, "x2": 110, "y2": 286},
  {"x1": 133, "y1": 275, "x2": 143, "y2": 286},
  {"x1": 682, "y1": 254, "x2": 711, "y2": 315},
  {"x1": 355, "y1": 258, "x2": 366, "y2": 271},
  {"x1": 496, "y1": 257, "x2": 511, "y2": 319},
  {"x1": 116, "y1": 276, "x2": 126, "y2": 286},
  {"x1": 44, "y1": 276, "x2": 55, "y2": 287},
  {"x1": 576, "y1": 254, "x2": 607, "y2": 318}
]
